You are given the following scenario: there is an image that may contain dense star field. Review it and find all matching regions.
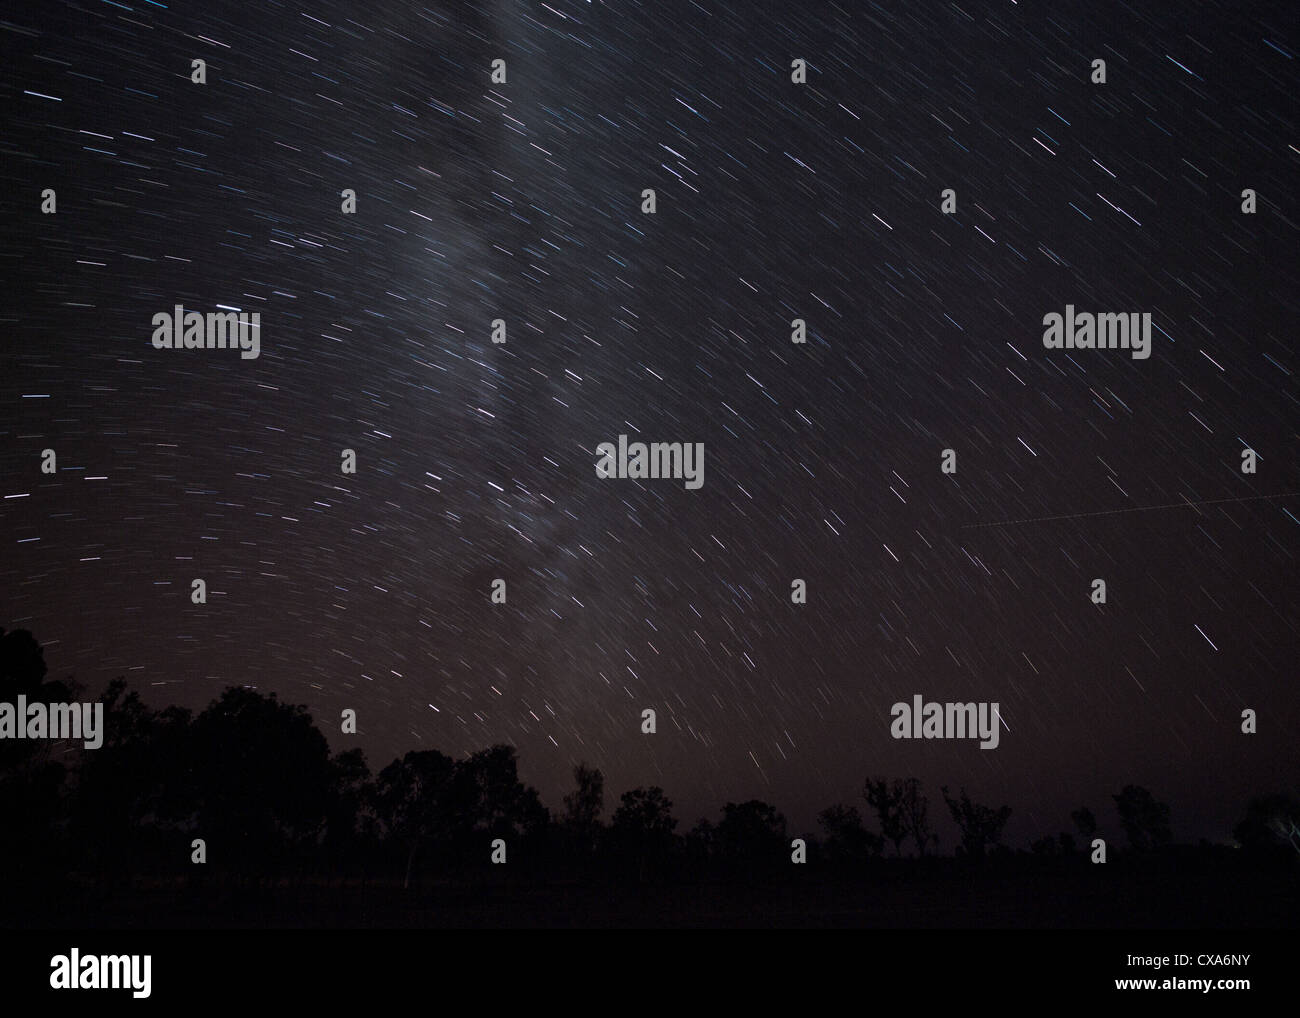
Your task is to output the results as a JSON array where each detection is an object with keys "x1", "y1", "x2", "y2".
[{"x1": 2, "y1": 0, "x2": 1296, "y2": 847}]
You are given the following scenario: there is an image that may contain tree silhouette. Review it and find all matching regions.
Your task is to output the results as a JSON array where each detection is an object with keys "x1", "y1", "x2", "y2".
[
  {"x1": 1113, "y1": 785, "x2": 1172, "y2": 852},
  {"x1": 72, "y1": 680, "x2": 191, "y2": 881},
  {"x1": 863, "y1": 777, "x2": 909, "y2": 857},
  {"x1": 866, "y1": 778, "x2": 931, "y2": 857},
  {"x1": 942, "y1": 786, "x2": 1012, "y2": 860},
  {"x1": 610, "y1": 787, "x2": 676, "y2": 840},
  {"x1": 610, "y1": 786, "x2": 677, "y2": 879},
  {"x1": 818, "y1": 803, "x2": 882, "y2": 863},
  {"x1": 1233, "y1": 794, "x2": 1300, "y2": 860},
  {"x1": 376, "y1": 749, "x2": 456, "y2": 889},
  {"x1": 684, "y1": 817, "x2": 716, "y2": 866},
  {"x1": 0, "y1": 751, "x2": 66, "y2": 877},
  {"x1": 452, "y1": 744, "x2": 550, "y2": 847},
  {"x1": 0, "y1": 627, "x2": 53, "y2": 695},
  {"x1": 899, "y1": 779, "x2": 933, "y2": 857},
  {"x1": 187, "y1": 688, "x2": 335, "y2": 881},
  {"x1": 717, "y1": 799, "x2": 787, "y2": 864},
  {"x1": 6, "y1": 623, "x2": 1296, "y2": 931},
  {"x1": 0, "y1": 629, "x2": 86, "y2": 877},
  {"x1": 323, "y1": 747, "x2": 375, "y2": 879},
  {"x1": 1071, "y1": 807, "x2": 1098, "y2": 841},
  {"x1": 0, "y1": 627, "x2": 77, "y2": 772},
  {"x1": 562, "y1": 761, "x2": 605, "y2": 855}
]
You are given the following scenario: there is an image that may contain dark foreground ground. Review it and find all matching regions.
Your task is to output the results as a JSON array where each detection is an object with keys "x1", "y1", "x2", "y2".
[{"x1": 6, "y1": 857, "x2": 1296, "y2": 929}]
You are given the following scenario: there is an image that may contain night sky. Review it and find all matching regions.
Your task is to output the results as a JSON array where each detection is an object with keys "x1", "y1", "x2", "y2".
[{"x1": 2, "y1": 0, "x2": 1296, "y2": 847}]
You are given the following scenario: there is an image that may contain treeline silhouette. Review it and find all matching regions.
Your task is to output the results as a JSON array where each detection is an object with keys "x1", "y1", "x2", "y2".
[{"x1": 3, "y1": 627, "x2": 1298, "y2": 900}]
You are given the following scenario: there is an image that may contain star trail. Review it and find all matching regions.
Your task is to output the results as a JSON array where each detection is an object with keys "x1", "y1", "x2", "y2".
[{"x1": 2, "y1": 0, "x2": 1296, "y2": 848}]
